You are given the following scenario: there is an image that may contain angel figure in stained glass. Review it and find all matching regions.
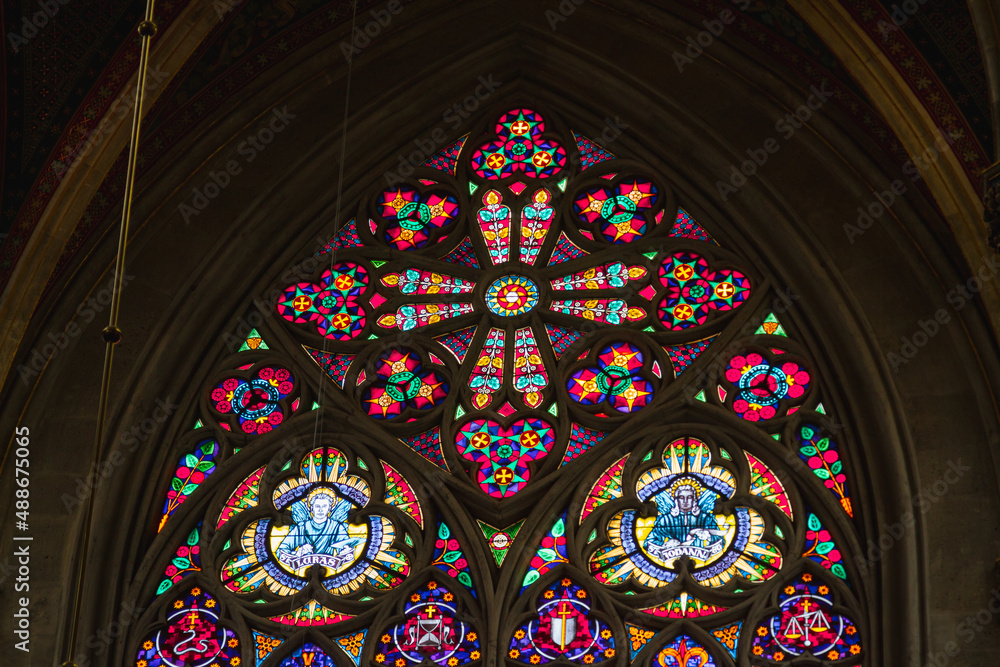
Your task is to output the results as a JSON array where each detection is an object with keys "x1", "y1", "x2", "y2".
[
  {"x1": 645, "y1": 479, "x2": 725, "y2": 561},
  {"x1": 276, "y1": 488, "x2": 362, "y2": 571}
]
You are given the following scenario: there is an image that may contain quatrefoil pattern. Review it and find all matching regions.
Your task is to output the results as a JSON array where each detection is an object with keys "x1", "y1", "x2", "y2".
[
  {"x1": 277, "y1": 262, "x2": 368, "y2": 340},
  {"x1": 657, "y1": 251, "x2": 751, "y2": 330}
]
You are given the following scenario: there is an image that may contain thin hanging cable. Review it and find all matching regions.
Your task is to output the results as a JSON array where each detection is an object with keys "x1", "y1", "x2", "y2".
[
  {"x1": 64, "y1": 3, "x2": 157, "y2": 665},
  {"x1": 261, "y1": 0, "x2": 359, "y2": 621},
  {"x1": 310, "y1": 0, "x2": 359, "y2": 454}
]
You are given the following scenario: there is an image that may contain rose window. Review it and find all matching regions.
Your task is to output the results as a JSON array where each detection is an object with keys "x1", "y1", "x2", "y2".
[{"x1": 137, "y1": 104, "x2": 868, "y2": 667}]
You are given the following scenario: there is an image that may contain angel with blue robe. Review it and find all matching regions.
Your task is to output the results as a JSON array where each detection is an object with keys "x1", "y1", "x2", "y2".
[
  {"x1": 276, "y1": 488, "x2": 362, "y2": 569},
  {"x1": 645, "y1": 479, "x2": 725, "y2": 557}
]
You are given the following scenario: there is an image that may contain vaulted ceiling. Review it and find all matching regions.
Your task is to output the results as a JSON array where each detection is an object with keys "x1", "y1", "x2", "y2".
[{"x1": 1, "y1": 0, "x2": 997, "y2": 305}]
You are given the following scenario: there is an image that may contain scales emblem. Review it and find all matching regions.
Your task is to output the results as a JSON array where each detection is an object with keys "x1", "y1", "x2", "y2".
[
  {"x1": 781, "y1": 598, "x2": 830, "y2": 647},
  {"x1": 771, "y1": 592, "x2": 843, "y2": 655}
]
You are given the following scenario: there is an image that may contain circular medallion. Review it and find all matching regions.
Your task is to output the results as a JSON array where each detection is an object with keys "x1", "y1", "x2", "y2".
[
  {"x1": 510, "y1": 119, "x2": 531, "y2": 136},
  {"x1": 738, "y1": 364, "x2": 788, "y2": 407},
  {"x1": 486, "y1": 275, "x2": 539, "y2": 316},
  {"x1": 268, "y1": 488, "x2": 371, "y2": 578},
  {"x1": 292, "y1": 294, "x2": 313, "y2": 311},
  {"x1": 683, "y1": 279, "x2": 712, "y2": 303},
  {"x1": 600, "y1": 195, "x2": 637, "y2": 224},
  {"x1": 397, "y1": 202, "x2": 431, "y2": 231},
  {"x1": 531, "y1": 150, "x2": 552, "y2": 167},
  {"x1": 596, "y1": 365, "x2": 631, "y2": 395},
  {"x1": 634, "y1": 473, "x2": 737, "y2": 570},
  {"x1": 314, "y1": 290, "x2": 348, "y2": 313},
  {"x1": 506, "y1": 137, "x2": 531, "y2": 157},
  {"x1": 155, "y1": 605, "x2": 227, "y2": 667},
  {"x1": 232, "y1": 380, "x2": 280, "y2": 421},
  {"x1": 491, "y1": 532, "x2": 511, "y2": 550},
  {"x1": 385, "y1": 371, "x2": 422, "y2": 401}
]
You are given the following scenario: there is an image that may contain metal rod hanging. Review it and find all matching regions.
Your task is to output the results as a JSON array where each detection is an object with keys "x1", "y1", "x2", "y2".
[{"x1": 64, "y1": 2, "x2": 158, "y2": 664}]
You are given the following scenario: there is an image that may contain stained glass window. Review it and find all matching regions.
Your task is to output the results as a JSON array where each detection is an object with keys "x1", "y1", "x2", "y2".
[{"x1": 132, "y1": 104, "x2": 867, "y2": 666}]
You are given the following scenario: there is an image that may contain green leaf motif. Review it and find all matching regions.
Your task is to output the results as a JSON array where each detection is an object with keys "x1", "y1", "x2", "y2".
[
  {"x1": 813, "y1": 468, "x2": 832, "y2": 480},
  {"x1": 196, "y1": 461, "x2": 215, "y2": 472},
  {"x1": 800, "y1": 426, "x2": 815, "y2": 440},
  {"x1": 816, "y1": 541, "x2": 834, "y2": 556},
  {"x1": 172, "y1": 557, "x2": 191, "y2": 569},
  {"x1": 181, "y1": 483, "x2": 198, "y2": 495},
  {"x1": 442, "y1": 551, "x2": 460, "y2": 564},
  {"x1": 186, "y1": 528, "x2": 199, "y2": 546},
  {"x1": 438, "y1": 523, "x2": 450, "y2": 540},
  {"x1": 536, "y1": 548, "x2": 558, "y2": 561},
  {"x1": 830, "y1": 460, "x2": 842, "y2": 475},
  {"x1": 807, "y1": 513, "x2": 822, "y2": 531},
  {"x1": 831, "y1": 563, "x2": 847, "y2": 580},
  {"x1": 523, "y1": 571, "x2": 539, "y2": 587},
  {"x1": 184, "y1": 454, "x2": 199, "y2": 468},
  {"x1": 817, "y1": 438, "x2": 830, "y2": 452},
  {"x1": 458, "y1": 571, "x2": 473, "y2": 588},
  {"x1": 800, "y1": 446, "x2": 817, "y2": 456},
  {"x1": 552, "y1": 518, "x2": 565, "y2": 538},
  {"x1": 171, "y1": 478, "x2": 184, "y2": 491},
  {"x1": 156, "y1": 579, "x2": 172, "y2": 595}
]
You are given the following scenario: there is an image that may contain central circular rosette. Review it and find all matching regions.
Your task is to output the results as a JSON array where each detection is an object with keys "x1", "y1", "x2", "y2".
[{"x1": 485, "y1": 275, "x2": 539, "y2": 316}]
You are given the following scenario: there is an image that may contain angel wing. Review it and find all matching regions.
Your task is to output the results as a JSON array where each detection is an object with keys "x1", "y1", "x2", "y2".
[
  {"x1": 331, "y1": 499, "x2": 352, "y2": 522},
  {"x1": 697, "y1": 489, "x2": 718, "y2": 516},
  {"x1": 653, "y1": 489, "x2": 675, "y2": 515},
  {"x1": 290, "y1": 500, "x2": 310, "y2": 524}
]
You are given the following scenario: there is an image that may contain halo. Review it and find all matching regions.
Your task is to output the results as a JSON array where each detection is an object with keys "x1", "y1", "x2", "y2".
[
  {"x1": 306, "y1": 487, "x2": 338, "y2": 507},
  {"x1": 667, "y1": 477, "x2": 702, "y2": 497}
]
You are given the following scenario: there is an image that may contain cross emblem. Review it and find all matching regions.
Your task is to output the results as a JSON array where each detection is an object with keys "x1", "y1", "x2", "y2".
[
  {"x1": 673, "y1": 264, "x2": 694, "y2": 281},
  {"x1": 714, "y1": 282, "x2": 735, "y2": 298},
  {"x1": 519, "y1": 431, "x2": 540, "y2": 447},
  {"x1": 424, "y1": 605, "x2": 438, "y2": 619},
  {"x1": 674, "y1": 303, "x2": 694, "y2": 320},
  {"x1": 673, "y1": 304, "x2": 694, "y2": 320},
  {"x1": 486, "y1": 153, "x2": 506, "y2": 169},
  {"x1": 510, "y1": 119, "x2": 530, "y2": 135},
  {"x1": 532, "y1": 151, "x2": 552, "y2": 167},
  {"x1": 494, "y1": 467, "x2": 515, "y2": 484},
  {"x1": 334, "y1": 274, "x2": 355, "y2": 290},
  {"x1": 331, "y1": 313, "x2": 351, "y2": 329},
  {"x1": 471, "y1": 432, "x2": 491, "y2": 448},
  {"x1": 293, "y1": 295, "x2": 312, "y2": 311},
  {"x1": 555, "y1": 601, "x2": 575, "y2": 651}
]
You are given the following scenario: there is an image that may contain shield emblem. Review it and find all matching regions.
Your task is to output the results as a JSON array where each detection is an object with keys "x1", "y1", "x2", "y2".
[{"x1": 548, "y1": 600, "x2": 578, "y2": 650}]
